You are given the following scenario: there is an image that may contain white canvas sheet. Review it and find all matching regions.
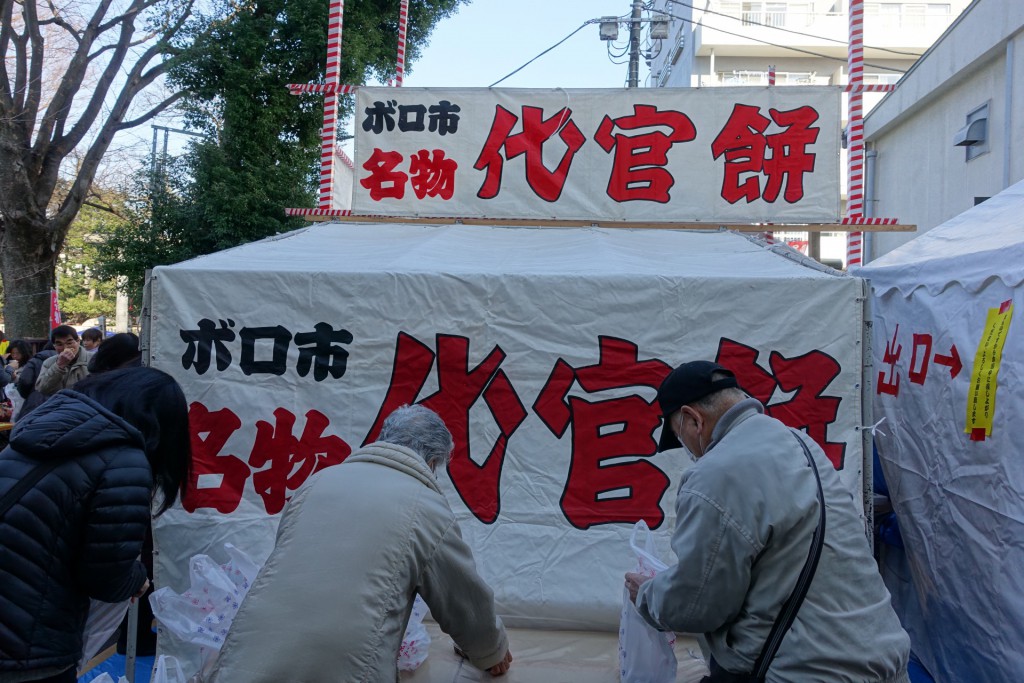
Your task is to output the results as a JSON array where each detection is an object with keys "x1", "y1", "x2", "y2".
[
  {"x1": 860, "y1": 181, "x2": 1024, "y2": 682},
  {"x1": 351, "y1": 87, "x2": 841, "y2": 223},
  {"x1": 149, "y1": 223, "x2": 866, "y2": 673}
]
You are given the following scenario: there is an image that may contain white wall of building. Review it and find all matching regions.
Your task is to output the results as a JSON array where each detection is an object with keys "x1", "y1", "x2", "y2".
[{"x1": 866, "y1": 0, "x2": 1024, "y2": 258}]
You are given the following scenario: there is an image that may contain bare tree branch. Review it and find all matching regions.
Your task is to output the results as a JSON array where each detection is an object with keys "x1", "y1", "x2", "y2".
[
  {"x1": 82, "y1": 198, "x2": 127, "y2": 219},
  {"x1": 31, "y1": 0, "x2": 117, "y2": 162},
  {"x1": 117, "y1": 90, "x2": 184, "y2": 130},
  {"x1": 54, "y1": 70, "x2": 181, "y2": 228},
  {"x1": 95, "y1": 0, "x2": 166, "y2": 35},
  {"x1": 87, "y1": 31, "x2": 154, "y2": 61},
  {"x1": 23, "y1": 0, "x2": 47, "y2": 141},
  {"x1": 58, "y1": 28, "x2": 156, "y2": 154},
  {"x1": 11, "y1": 20, "x2": 28, "y2": 114},
  {"x1": 59, "y1": 0, "x2": 195, "y2": 155},
  {"x1": 0, "y1": 0, "x2": 16, "y2": 112}
]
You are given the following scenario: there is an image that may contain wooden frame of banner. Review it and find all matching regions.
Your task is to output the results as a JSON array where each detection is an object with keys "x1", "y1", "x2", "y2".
[{"x1": 303, "y1": 214, "x2": 916, "y2": 232}]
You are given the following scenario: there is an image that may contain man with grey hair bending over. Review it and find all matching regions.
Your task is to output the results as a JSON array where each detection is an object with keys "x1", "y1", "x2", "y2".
[{"x1": 209, "y1": 405, "x2": 513, "y2": 683}]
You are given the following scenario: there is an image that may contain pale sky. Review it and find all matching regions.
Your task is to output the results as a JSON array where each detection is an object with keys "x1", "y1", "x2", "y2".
[{"x1": 401, "y1": 0, "x2": 651, "y2": 89}]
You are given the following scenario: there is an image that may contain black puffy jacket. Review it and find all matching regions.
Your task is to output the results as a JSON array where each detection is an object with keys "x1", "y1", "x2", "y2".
[
  {"x1": 0, "y1": 390, "x2": 152, "y2": 677},
  {"x1": 13, "y1": 349, "x2": 57, "y2": 421}
]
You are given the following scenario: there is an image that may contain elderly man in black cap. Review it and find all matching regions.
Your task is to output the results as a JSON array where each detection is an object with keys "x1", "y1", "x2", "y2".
[{"x1": 625, "y1": 361, "x2": 910, "y2": 683}]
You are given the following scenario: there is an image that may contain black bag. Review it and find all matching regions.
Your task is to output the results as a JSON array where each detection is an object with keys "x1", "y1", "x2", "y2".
[
  {"x1": 701, "y1": 657, "x2": 763, "y2": 683},
  {"x1": 700, "y1": 431, "x2": 827, "y2": 683}
]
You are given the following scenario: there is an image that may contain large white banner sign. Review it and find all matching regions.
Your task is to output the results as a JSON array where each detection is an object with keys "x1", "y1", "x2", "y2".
[
  {"x1": 149, "y1": 225, "x2": 864, "y2": 673},
  {"x1": 351, "y1": 87, "x2": 841, "y2": 223}
]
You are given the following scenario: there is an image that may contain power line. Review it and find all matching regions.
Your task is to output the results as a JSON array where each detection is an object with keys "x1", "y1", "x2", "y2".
[
  {"x1": 655, "y1": 0, "x2": 924, "y2": 57},
  {"x1": 655, "y1": 8, "x2": 909, "y2": 72},
  {"x1": 489, "y1": 21, "x2": 595, "y2": 87}
]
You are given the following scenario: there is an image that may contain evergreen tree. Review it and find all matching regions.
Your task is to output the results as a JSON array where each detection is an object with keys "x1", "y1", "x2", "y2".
[{"x1": 99, "y1": 0, "x2": 466, "y2": 306}]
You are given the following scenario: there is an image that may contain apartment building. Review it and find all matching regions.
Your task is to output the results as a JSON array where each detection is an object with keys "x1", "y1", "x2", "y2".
[{"x1": 647, "y1": 0, "x2": 970, "y2": 265}]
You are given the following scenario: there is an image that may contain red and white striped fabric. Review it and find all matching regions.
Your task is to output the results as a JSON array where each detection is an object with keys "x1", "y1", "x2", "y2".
[
  {"x1": 317, "y1": 0, "x2": 345, "y2": 209},
  {"x1": 285, "y1": 208, "x2": 354, "y2": 217},
  {"x1": 287, "y1": 83, "x2": 359, "y2": 95},
  {"x1": 395, "y1": 0, "x2": 409, "y2": 87},
  {"x1": 844, "y1": 83, "x2": 896, "y2": 93},
  {"x1": 846, "y1": 0, "x2": 865, "y2": 267},
  {"x1": 841, "y1": 217, "x2": 898, "y2": 226}
]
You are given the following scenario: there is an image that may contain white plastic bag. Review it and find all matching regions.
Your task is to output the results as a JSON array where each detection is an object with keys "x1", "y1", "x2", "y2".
[
  {"x1": 79, "y1": 598, "x2": 131, "y2": 667},
  {"x1": 397, "y1": 595, "x2": 431, "y2": 671},
  {"x1": 88, "y1": 674, "x2": 128, "y2": 683},
  {"x1": 149, "y1": 543, "x2": 260, "y2": 650},
  {"x1": 4, "y1": 383, "x2": 23, "y2": 421},
  {"x1": 619, "y1": 520, "x2": 677, "y2": 683},
  {"x1": 152, "y1": 654, "x2": 189, "y2": 683}
]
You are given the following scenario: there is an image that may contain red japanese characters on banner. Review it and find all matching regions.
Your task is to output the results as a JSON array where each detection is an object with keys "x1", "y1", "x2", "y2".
[
  {"x1": 352, "y1": 87, "x2": 842, "y2": 223},
  {"x1": 594, "y1": 105, "x2": 696, "y2": 203},
  {"x1": 363, "y1": 333, "x2": 528, "y2": 524},
  {"x1": 181, "y1": 331, "x2": 853, "y2": 521},
  {"x1": 715, "y1": 338, "x2": 846, "y2": 469},
  {"x1": 534, "y1": 337, "x2": 672, "y2": 530},
  {"x1": 474, "y1": 105, "x2": 586, "y2": 202},
  {"x1": 711, "y1": 104, "x2": 819, "y2": 204},
  {"x1": 182, "y1": 404, "x2": 352, "y2": 515},
  {"x1": 873, "y1": 323, "x2": 963, "y2": 398}
]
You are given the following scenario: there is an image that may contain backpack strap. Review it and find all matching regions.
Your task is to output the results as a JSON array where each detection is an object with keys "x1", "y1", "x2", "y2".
[
  {"x1": 749, "y1": 430, "x2": 827, "y2": 681},
  {"x1": 0, "y1": 459, "x2": 62, "y2": 520}
]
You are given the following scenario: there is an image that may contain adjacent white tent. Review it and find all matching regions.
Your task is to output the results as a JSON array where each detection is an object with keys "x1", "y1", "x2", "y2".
[
  {"x1": 147, "y1": 222, "x2": 871, "y2": 676},
  {"x1": 859, "y1": 179, "x2": 1024, "y2": 682}
]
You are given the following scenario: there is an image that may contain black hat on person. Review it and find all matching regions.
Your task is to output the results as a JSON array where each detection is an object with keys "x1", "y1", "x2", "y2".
[{"x1": 656, "y1": 361, "x2": 739, "y2": 452}]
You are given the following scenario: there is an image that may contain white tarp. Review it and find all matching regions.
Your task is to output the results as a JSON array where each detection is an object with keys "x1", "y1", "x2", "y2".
[
  {"x1": 149, "y1": 223, "x2": 866, "y2": 673},
  {"x1": 351, "y1": 87, "x2": 841, "y2": 223},
  {"x1": 859, "y1": 179, "x2": 1024, "y2": 682}
]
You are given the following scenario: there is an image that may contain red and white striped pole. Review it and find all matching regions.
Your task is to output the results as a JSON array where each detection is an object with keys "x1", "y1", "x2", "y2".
[
  {"x1": 319, "y1": 0, "x2": 345, "y2": 209},
  {"x1": 846, "y1": 0, "x2": 865, "y2": 267},
  {"x1": 768, "y1": 65, "x2": 776, "y2": 86},
  {"x1": 395, "y1": 0, "x2": 409, "y2": 86}
]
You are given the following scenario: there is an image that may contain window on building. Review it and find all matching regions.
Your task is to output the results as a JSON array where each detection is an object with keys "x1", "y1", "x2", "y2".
[
  {"x1": 765, "y1": 1, "x2": 787, "y2": 27},
  {"x1": 719, "y1": 0, "x2": 742, "y2": 19},
  {"x1": 788, "y1": 3, "x2": 813, "y2": 26},
  {"x1": 902, "y1": 4, "x2": 926, "y2": 29},
  {"x1": 863, "y1": 72, "x2": 902, "y2": 85},
  {"x1": 741, "y1": 1, "x2": 761, "y2": 26}
]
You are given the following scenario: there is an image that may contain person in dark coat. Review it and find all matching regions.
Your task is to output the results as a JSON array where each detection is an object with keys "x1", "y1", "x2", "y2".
[
  {"x1": 13, "y1": 348, "x2": 57, "y2": 422},
  {"x1": 0, "y1": 367, "x2": 192, "y2": 683},
  {"x1": 87, "y1": 333, "x2": 142, "y2": 374}
]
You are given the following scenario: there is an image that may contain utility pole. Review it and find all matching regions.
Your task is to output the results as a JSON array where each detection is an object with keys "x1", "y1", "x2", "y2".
[{"x1": 627, "y1": 0, "x2": 643, "y2": 87}]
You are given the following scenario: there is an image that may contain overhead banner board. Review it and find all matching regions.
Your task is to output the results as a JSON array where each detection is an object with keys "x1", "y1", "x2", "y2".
[{"x1": 352, "y1": 86, "x2": 841, "y2": 223}]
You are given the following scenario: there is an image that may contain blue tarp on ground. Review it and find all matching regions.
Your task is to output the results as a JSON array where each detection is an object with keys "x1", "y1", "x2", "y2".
[{"x1": 78, "y1": 654, "x2": 154, "y2": 683}]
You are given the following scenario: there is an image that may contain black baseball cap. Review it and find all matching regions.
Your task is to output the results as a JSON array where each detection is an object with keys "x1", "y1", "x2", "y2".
[{"x1": 656, "y1": 361, "x2": 739, "y2": 452}]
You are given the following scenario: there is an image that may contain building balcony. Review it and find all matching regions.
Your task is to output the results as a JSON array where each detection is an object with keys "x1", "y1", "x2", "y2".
[{"x1": 691, "y1": 2, "x2": 957, "y2": 57}]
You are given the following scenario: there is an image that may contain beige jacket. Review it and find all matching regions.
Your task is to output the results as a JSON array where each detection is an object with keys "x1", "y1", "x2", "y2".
[
  {"x1": 35, "y1": 346, "x2": 90, "y2": 396},
  {"x1": 208, "y1": 442, "x2": 508, "y2": 683}
]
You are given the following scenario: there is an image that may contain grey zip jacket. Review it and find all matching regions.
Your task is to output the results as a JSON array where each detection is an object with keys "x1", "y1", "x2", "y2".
[
  {"x1": 208, "y1": 442, "x2": 508, "y2": 683},
  {"x1": 635, "y1": 399, "x2": 910, "y2": 683}
]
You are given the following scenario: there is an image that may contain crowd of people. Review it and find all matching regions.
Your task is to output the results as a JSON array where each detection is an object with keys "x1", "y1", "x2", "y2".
[{"x1": 0, "y1": 327, "x2": 912, "y2": 683}]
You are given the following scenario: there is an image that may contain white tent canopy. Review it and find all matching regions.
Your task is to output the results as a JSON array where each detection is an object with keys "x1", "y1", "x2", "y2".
[
  {"x1": 148, "y1": 222, "x2": 870, "y2": 675},
  {"x1": 859, "y1": 180, "x2": 1024, "y2": 682},
  {"x1": 862, "y1": 179, "x2": 1024, "y2": 296}
]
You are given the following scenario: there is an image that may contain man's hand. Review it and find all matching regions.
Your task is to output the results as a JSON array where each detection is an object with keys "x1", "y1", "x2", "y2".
[
  {"x1": 56, "y1": 347, "x2": 76, "y2": 369},
  {"x1": 133, "y1": 578, "x2": 151, "y2": 600},
  {"x1": 625, "y1": 572, "x2": 649, "y2": 605},
  {"x1": 487, "y1": 650, "x2": 513, "y2": 676}
]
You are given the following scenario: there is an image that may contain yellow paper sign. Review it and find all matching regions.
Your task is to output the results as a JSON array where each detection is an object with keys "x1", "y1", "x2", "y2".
[{"x1": 965, "y1": 300, "x2": 1014, "y2": 441}]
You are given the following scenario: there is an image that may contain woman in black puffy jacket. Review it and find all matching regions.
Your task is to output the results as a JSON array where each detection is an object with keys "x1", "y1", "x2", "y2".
[{"x1": 0, "y1": 367, "x2": 191, "y2": 683}]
